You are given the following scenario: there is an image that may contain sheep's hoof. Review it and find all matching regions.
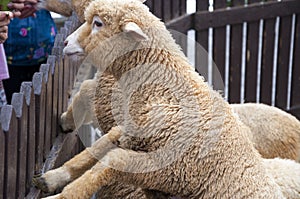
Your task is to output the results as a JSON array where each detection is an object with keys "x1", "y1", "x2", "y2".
[
  {"x1": 32, "y1": 174, "x2": 51, "y2": 193},
  {"x1": 59, "y1": 113, "x2": 75, "y2": 133}
]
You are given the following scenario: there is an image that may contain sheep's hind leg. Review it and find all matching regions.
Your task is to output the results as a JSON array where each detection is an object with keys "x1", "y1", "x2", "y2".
[{"x1": 33, "y1": 127, "x2": 122, "y2": 193}]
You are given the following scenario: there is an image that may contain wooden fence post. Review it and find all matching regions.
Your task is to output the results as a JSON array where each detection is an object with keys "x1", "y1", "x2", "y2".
[
  {"x1": 11, "y1": 93, "x2": 28, "y2": 198},
  {"x1": 0, "y1": 105, "x2": 18, "y2": 199},
  {"x1": 32, "y1": 72, "x2": 46, "y2": 172},
  {"x1": 20, "y1": 82, "x2": 36, "y2": 194}
]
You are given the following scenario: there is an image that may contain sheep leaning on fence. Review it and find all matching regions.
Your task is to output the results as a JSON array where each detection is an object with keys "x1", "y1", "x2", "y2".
[
  {"x1": 60, "y1": 74, "x2": 300, "y2": 162},
  {"x1": 60, "y1": 76, "x2": 300, "y2": 199},
  {"x1": 33, "y1": 0, "x2": 300, "y2": 198}
]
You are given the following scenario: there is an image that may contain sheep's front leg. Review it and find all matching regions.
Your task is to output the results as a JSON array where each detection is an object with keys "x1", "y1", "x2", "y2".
[
  {"x1": 33, "y1": 127, "x2": 122, "y2": 193},
  {"x1": 42, "y1": 147, "x2": 138, "y2": 199},
  {"x1": 60, "y1": 79, "x2": 96, "y2": 132}
]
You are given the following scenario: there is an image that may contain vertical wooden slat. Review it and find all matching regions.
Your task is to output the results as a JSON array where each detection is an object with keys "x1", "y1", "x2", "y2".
[
  {"x1": 58, "y1": 48, "x2": 64, "y2": 120},
  {"x1": 195, "y1": 0, "x2": 209, "y2": 76},
  {"x1": 260, "y1": 19, "x2": 276, "y2": 104},
  {"x1": 228, "y1": 0, "x2": 247, "y2": 103},
  {"x1": 172, "y1": 0, "x2": 181, "y2": 18},
  {"x1": 248, "y1": 0, "x2": 262, "y2": 3},
  {"x1": 213, "y1": 1, "x2": 228, "y2": 93},
  {"x1": 40, "y1": 64, "x2": 52, "y2": 158},
  {"x1": 153, "y1": 0, "x2": 163, "y2": 20},
  {"x1": 1, "y1": 105, "x2": 18, "y2": 199},
  {"x1": 245, "y1": 0, "x2": 262, "y2": 103},
  {"x1": 63, "y1": 56, "x2": 70, "y2": 113},
  {"x1": 145, "y1": 0, "x2": 154, "y2": 13},
  {"x1": 163, "y1": 0, "x2": 172, "y2": 22},
  {"x1": 33, "y1": 72, "x2": 46, "y2": 172},
  {"x1": 228, "y1": 24, "x2": 243, "y2": 103},
  {"x1": 276, "y1": 16, "x2": 292, "y2": 109},
  {"x1": 180, "y1": 0, "x2": 187, "y2": 15},
  {"x1": 20, "y1": 82, "x2": 36, "y2": 194},
  {"x1": 291, "y1": 14, "x2": 300, "y2": 113},
  {"x1": 245, "y1": 20, "x2": 260, "y2": 102},
  {"x1": 0, "y1": 128, "x2": 4, "y2": 199},
  {"x1": 12, "y1": 93, "x2": 28, "y2": 198},
  {"x1": 48, "y1": 56, "x2": 59, "y2": 142}
]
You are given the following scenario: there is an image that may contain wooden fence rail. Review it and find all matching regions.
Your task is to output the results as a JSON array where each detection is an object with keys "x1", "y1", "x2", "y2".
[{"x1": 0, "y1": 0, "x2": 300, "y2": 198}]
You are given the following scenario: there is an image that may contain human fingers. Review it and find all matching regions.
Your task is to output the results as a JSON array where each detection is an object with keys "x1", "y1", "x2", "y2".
[
  {"x1": 18, "y1": 6, "x2": 37, "y2": 18},
  {"x1": 0, "y1": 26, "x2": 9, "y2": 44},
  {"x1": 24, "y1": 0, "x2": 38, "y2": 5},
  {"x1": 7, "y1": 2, "x2": 25, "y2": 11},
  {"x1": 0, "y1": 12, "x2": 12, "y2": 26}
]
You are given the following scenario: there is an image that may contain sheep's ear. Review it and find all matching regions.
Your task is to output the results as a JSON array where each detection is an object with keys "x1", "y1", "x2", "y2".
[{"x1": 123, "y1": 22, "x2": 149, "y2": 41}]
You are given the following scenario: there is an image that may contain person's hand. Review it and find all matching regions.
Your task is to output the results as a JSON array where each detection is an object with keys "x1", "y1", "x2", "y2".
[
  {"x1": 0, "y1": 11, "x2": 13, "y2": 43},
  {"x1": 7, "y1": 0, "x2": 38, "y2": 18}
]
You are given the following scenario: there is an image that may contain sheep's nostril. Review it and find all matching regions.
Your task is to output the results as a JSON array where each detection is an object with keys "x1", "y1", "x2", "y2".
[{"x1": 64, "y1": 40, "x2": 68, "y2": 46}]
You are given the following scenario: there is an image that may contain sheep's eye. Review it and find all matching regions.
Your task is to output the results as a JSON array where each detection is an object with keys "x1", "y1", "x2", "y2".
[
  {"x1": 92, "y1": 16, "x2": 104, "y2": 33},
  {"x1": 94, "y1": 20, "x2": 103, "y2": 28}
]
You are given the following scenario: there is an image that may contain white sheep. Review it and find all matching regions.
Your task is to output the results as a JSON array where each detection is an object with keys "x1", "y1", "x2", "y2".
[
  {"x1": 34, "y1": 0, "x2": 300, "y2": 198},
  {"x1": 61, "y1": 75, "x2": 300, "y2": 162},
  {"x1": 232, "y1": 103, "x2": 300, "y2": 162}
]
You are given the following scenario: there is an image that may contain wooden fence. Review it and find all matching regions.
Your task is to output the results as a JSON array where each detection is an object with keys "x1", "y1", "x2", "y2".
[
  {"x1": 162, "y1": 0, "x2": 300, "y2": 119},
  {"x1": 0, "y1": 14, "x2": 84, "y2": 199},
  {"x1": 0, "y1": 0, "x2": 300, "y2": 198}
]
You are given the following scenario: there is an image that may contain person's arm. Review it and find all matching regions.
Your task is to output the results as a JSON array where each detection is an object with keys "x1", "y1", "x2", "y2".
[
  {"x1": 0, "y1": 11, "x2": 13, "y2": 43},
  {"x1": 7, "y1": 0, "x2": 38, "y2": 18}
]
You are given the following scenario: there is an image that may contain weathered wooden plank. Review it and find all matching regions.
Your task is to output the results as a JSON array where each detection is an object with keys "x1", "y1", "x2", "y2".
[
  {"x1": 153, "y1": 0, "x2": 163, "y2": 20},
  {"x1": 260, "y1": 19, "x2": 276, "y2": 104},
  {"x1": 145, "y1": 0, "x2": 154, "y2": 13},
  {"x1": 194, "y1": 0, "x2": 300, "y2": 31},
  {"x1": 291, "y1": 14, "x2": 300, "y2": 116},
  {"x1": 11, "y1": 93, "x2": 28, "y2": 198},
  {"x1": 40, "y1": 64, "x2": 52, "y2": 159},
  {"x1": 249, "y1": 0, "x2": 263, "y2": 3},
  {"x1": 63, "y1": 55, "x2": 70, "y2": 113},
  {"x1": 47, "y1": 56, "x2": 59, "y2": 143},
  {"x1": 20, "y1": 82, "x2": 36, "y2": 193},
  {"x1": 172, "y1": 0, "x2": 181, "y2": 18},
  {"x1": 214, "y1": 0, "x2": 227, "y2": 9},
  {"x1": 166, "y1": 14, "x2": 194, "y2": 33},
  {"x1": 163, "y1": 0, "x2": 172, "y2": 22},
  {"x1": 276, "y1": 16, "x2": 292, "y2": 109},
  {"x1": 57, "y1": 48, "x2": 64, "y2": 119},
  {"x1": 1, "y1": 105, "x2": 18, "y2": 199},
  {"x1": 0, "y1": 126, "x2": 4, "y2": 199},
  {"x1": 245, "y1": 20, "x2": 260, "y2": 102},
  {"x1": 229, "y1": 24, "x2": 243, "y2": 103},
  {"x1": 195, "y1": 0, "x2": 209, "y2": 76},
  {"x1": 212, "y1": 1, "x2": 228, "y2": 92},
  {"x1": 231, "y1": 0, "x2": 246, "y2": 7},
  {"x1": 230, "y1": 0, "x2": 246, "y2": 102},
  {"x1": 180, "y1": 0, "x2": 187, "y2": 15},
  {"x1": 33, "y1": 72, "x2": 46, "y2": 172}
]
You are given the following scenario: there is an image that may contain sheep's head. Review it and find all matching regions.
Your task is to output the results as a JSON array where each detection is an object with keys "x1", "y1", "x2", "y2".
[{"x1": 64, "y1": 0, "x2": 156, "y2": 56}]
